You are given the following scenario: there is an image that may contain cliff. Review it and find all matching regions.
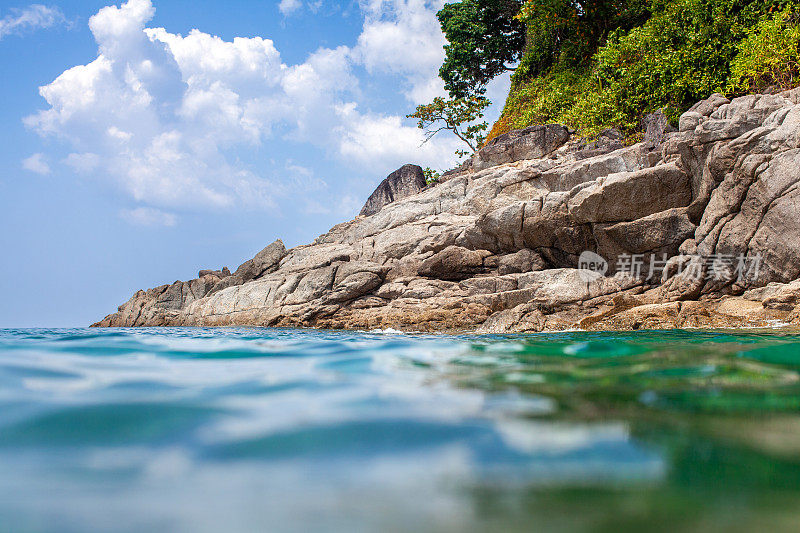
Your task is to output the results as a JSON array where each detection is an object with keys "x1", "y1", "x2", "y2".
[{"x1": 94, "y1": 90, "x2": 800, "y2": 331}]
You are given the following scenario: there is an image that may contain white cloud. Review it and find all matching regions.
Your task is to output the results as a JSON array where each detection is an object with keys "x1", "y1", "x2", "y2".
[
  {"x1": 335, "y1": 103, "x2": 461, "y2": 170},
  {"x1": 25, "y1": 0, "x2": 503, "y2": 223},
  {"x1": 0, "y1": 4, "x2": 65, "y2": 39},
  {"x1": 353, "y1": 0, "x2": 447, "y2": 104},
  {"x1": 26, "y1": 0, "x2": 284, "y2": 210},
  {"x1": 120, "y1": 206, "x2": 177, "y2": 226},
  {"x1": 64, "y1": 152, "x2": 100, "y2": 174},
  {"x1": 278, "y1": 0, "x2": 303, "y2": 16},
  {"x1": 21, "y1": 152, "x2": 51, "y2": 175}
]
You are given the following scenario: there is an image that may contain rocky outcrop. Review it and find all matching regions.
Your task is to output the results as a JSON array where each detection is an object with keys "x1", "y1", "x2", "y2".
[
  {"x1": 94, "y1": 89, "x2": 800, "y2": 332},
  {"x1": 471, "y1": 124, "x2": 570, "y2": 170},
  {"x1": 359, "y1": 164, "x2": 427, "y2": 217}
]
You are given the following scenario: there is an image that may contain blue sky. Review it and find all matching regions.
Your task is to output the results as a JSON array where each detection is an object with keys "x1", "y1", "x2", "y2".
[{"x1": 0, "y1": 0, "x2": 509, "y2": 327}]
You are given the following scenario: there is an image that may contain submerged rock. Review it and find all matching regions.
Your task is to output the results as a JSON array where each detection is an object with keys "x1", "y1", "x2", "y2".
[{"x1": 94, "y1": 90, "x2": 800, "y2": 331}]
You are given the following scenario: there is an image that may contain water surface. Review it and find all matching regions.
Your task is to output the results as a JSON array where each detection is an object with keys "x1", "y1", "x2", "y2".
[{"x1": 1, "y1": 327, "x2": 800, "y2": 532}]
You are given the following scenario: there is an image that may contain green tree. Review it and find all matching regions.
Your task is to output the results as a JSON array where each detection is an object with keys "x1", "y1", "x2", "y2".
[
  {"x1": 438, "y1": 0, "x2": 527, "y2": 98},
  {"x1": 516, "y1": 0, "x2": 650, "y2": 81},
  {"x1": 407, "y1": 96, "x2": 491, "y2": 156}
]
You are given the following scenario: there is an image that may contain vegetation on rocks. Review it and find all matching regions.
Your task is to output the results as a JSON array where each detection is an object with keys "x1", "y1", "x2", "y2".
[
  {"x1": 473, "y1": 0, "x2": 800, "y2": 140},
  {"x1": 422, "y1": 167, "x2": 441, "y2": 185},
  {"x1": 410, "y1": 0, "x2": 524, "y2": 159}
]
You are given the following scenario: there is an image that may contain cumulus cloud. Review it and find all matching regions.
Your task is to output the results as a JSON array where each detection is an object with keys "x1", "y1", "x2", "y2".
[
  {"x1": 120, "y1": 206, "x2": 177, "y2": 227},
  {"x1": 0, "y1": 4, "x2": 65, "y2": 39},
  {"x1": 21, "y1": 152, "x2": 51, "y2": 175},
  {"x1": 335, "y1": 103, "x2": 461, "y2": 170},
  {"x1": 25, "y1": 0, "x2": 497, "y2": 223},
  {"x1": 353, "y1": 0, "x2": 447, "y2": 104},
  {"x1": 25, "y1": 0, "x2": 290, "y2": 210}
]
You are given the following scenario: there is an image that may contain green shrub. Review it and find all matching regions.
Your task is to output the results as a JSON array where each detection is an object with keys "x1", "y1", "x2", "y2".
[
  {"x1": 488, "y1": 68, "x2": 591, "y2": 139},
  {"x1": 491, "y1": 0, "x2": 799, "y2": 141},
  {"x1": 728, "y1": 6, "x2": 800, "y2": 93},
  {"x1": 423, "y1": 167, "x2": 441, "y2": 185}
]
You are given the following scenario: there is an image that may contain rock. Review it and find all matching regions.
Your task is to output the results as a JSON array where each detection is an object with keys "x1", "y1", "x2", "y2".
[
  {"x1": 208, "y1": 275, "x2": 242, "y2": 295},
  {"x1": 593, "y1": 208, "x2": 696, "y2": 262},
  {"x1": 590, "y1": 301, "x2": 682, "y2": 330},
  {"x1": 359, "y1": 164, "x2": 427, "y2": 217},
  {"x1": 497, "y1": 249, "x2": 546, "y2": 274},
  {"x1": 234, "y1": 240, "x2": 287, "y2": 283},
  {"x1": 438, "y1": 159, "x2": 473, "y2": 182},
  {"x1": 687, "y1": 93, "x2": 730, "y2": 116},
  {"x1": 569, "y1": 163, "x2": 692, "y2": 223},
  {"x1": 476, "y1": 303, "x2": 545, "y2": 333},
  {"x1": 569, "y1": 128, "x2": 625, "y2": 159},
  {"x1": 94, "y1": 90, "x2": 800, "y2": 332},
  {"x1": 715, "y1": 298, "x2": 766, "y2": 318},
  {"x1": 659, "y1": 256, "x2": 705, "y2": 301},
  {"x1": 329, "y1": 261, "x2": 387, "y2": 302},
  {"x1": 472, "y1": 124, "x2": 570, "y2": 170},
  {"x1": 199, "y1": 267, "x2": 231, "y2": 278},
  {"x1": 678, "y1": 111, "x2": 703, "y2": 132},
  {"x1": 418, "y1": 246, "x2": 488, "y2": 281},
  {"x1": 642, "y1": 110, "x2": 676, "y2": 150},
  {"x1": 744, "y1": 280, "x2": 800, "y2": 310}
]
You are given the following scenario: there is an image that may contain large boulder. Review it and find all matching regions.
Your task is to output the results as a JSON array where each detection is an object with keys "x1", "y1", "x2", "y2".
[
  {"x1": 569, "y1": 163, "x2": 692, "y2": 223},
  {"x1": 205, "y1": 239, "x2": 287, "y2": 296},
  {"x1": 359, "y1": 164, "x2": 427, "y2": 217},
  {"x1": 418, "y1": 246, "x2": 489, "y2": 281},
  {"x1": 234, "y1": 239, "x2": 287, "y2": 283},
  {"x1": 472, "y1": 124, "x2": 570, "y2": 170},
  {"x1": 593, "y1": 208, "x2": 696, "y2": 259}
]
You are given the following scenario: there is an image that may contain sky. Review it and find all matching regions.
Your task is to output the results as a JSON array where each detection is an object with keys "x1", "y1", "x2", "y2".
[{"x1": 0, "y1": 0, "x2": 510, "y2": 327}]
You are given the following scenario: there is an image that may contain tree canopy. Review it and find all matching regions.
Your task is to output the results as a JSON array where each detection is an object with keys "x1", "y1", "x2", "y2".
[
  {"x1": 490, "y1": 0, "x2": 800, "y2": 140},
  {"x1": 437, "y1": 0, "x2": 527, "y2": 98},
  {"x1": 517, "y1": 0, "x2": 650, "y2": 80}
]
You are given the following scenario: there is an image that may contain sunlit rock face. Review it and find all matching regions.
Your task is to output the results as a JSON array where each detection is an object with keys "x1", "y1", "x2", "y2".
[{"x1": 95, "y1": 89, "x2": 800, "y2": 332}]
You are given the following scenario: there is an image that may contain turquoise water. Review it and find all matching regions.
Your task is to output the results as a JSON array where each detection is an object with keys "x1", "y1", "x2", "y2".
[{"x1": 2, "y1": 328, "x2": 800, "y2": 532}]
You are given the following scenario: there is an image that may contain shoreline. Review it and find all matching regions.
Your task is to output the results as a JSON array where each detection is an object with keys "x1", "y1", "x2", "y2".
[{"x1": 95, "y1": 90, "x2": 800, "y2": 332}]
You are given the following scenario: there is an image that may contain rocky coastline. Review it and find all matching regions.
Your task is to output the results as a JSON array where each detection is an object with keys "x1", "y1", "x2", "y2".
[{"x1": 94, "y1": 90, "x2": 800, "y2": 332}]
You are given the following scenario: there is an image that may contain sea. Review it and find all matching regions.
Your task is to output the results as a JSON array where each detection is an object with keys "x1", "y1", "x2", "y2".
[{"x1": 1, "y1": 327, "x2": 800, "y2": 532}]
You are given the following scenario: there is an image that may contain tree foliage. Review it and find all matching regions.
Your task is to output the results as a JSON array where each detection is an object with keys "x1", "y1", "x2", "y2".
[
  {"x1": 490, "y1": 0, "x2": 800, "y2": 140},
  {"x1": 422, "y1": 167, "x2": 442, "y2": 184},
  {"x1": 407, "y1": 96, "x2": 491, "y2": 156},
  {"x1": 437, "y1": 0, "x2": 526, "y2": 98},
  {"x1": 515, "y1": 0, "x2": 650, "y2": 81},
  {"x1": 728, "y1": 4, "x2": 800, "y2": 93}
]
